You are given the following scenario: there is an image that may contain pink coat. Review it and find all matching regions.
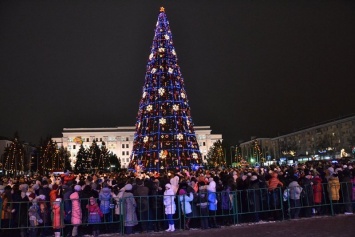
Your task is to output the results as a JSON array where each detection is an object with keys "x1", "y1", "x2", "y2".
[{"x1": 69, "y1": 191, "x2": 82, "y2": 225}]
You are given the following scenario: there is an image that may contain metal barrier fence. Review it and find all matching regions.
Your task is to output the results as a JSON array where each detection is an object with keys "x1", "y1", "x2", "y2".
[{"x1": 1, "y1": 182, "x2": 354, "y2": 236}]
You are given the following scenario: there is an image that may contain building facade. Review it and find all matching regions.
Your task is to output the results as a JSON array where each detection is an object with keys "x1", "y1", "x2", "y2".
[
  {"x1": 53, "y1": 126, "x2": 222, "y2": 168},
  {"x1": 239, "y1": 115, "x2": 355, "y2": 165}
]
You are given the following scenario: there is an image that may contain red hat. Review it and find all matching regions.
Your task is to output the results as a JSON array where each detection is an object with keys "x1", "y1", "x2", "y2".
[{"x1": 179, "y1": 189, "x2": 186, "y2": 195}]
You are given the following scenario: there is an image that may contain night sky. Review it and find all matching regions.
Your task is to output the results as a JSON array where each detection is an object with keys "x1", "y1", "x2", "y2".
[{"x1": 0, "y1": 0, "x2": 354, "y2": 146}]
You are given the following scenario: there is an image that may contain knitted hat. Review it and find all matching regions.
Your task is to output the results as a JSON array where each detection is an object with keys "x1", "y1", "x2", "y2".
[
  {"x1": 124, "y1": 184, "x2": 132, "y2": 191},
  {"x1": 20, "y1": 184, "x2": 29, "y2": 192},
  {"x1": 179, "y1": 189, "x2": 186, "y2": 195},
  {"x1": 74, "y1": 185, "x2": 82, "y2": 191}
]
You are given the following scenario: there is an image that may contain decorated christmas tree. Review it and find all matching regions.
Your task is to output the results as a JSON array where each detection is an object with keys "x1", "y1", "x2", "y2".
[
  {"x1": 87, "y1": 141, "x2": 101, "y2": 172},
  {"x1": 42, "y1": 139, "x2": 58, "y2": 173},
  {"x1": 98, "y1": 142, "x2": 111, "y2": 172},
  {"x1": 206, "y1": 140, "x2": 225, "y2": 167},
  {"x1": 74, "y1": 144, "x2": 89, "y2": 173},
  {"x1": 129, "y1": 7, "x2": 202, "y2": 171},
  {"x1": 58, "y1": 146, "x2": 71, "y2": 171},
  {"x1": 3, "y1": 133, "x2": 27, "y2": 175}
]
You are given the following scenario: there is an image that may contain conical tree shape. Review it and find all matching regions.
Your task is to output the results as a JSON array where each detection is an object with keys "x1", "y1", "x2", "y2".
[
  {"x1": 129, "y1": 7, "x2": 202, "y2": 171},
  {"x1": 3, "y1": 133, "x2": 26, "y2": 175}
]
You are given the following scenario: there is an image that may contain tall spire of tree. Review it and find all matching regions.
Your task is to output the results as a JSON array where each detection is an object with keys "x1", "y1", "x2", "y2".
[{"x1": 129, "y1": 7, "x2": 202, "y2": 171}]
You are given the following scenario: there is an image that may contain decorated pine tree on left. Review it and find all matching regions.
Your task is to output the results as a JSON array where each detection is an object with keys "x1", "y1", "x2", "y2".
[
  {"x1": 129, "y1": 7, "x2": 202, "y2": 171},
  {"x1": 3, "y1": 133, "x2": 26, "y2": 175}
]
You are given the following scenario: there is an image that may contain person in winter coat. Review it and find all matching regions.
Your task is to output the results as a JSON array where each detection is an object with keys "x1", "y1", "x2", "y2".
[
  {"x1": 62, "y1": 184, "x2": 73, "y2": 237},
  {"x1": 327, "y1": 173, "x2": 341, "y2": 214},
  {"x1": 164, "y1": 183, "x2": 176, "y2": 232},
  {"x1": 133, "y1": 178, "x2": 149, "y2": 233},
  {"x1": 16, "y1": 184, "x2": 30, "y2": 237},
  {"x1": 52, "y1": 198, "x2": 64, "y2": 237},
  {"x1": 122, "y1": 184, "x2": 138, "y2": 235},
  {"x1": 28, "y1": 196, "x2": 43, "y2": 237},
  {"x1": 312, "y1": 176, "x2": 323, "y2": 215},
  {"x1": 1, "y1": 185, "x2": 14, "y2": 232},
  {"x1": 87, "y1": 197, "x2": 103, "y2": 237},
  {"x1": 221, "y1": 177, "x2": 234, "y2": 226},
  {"x1": 207, "y1": 178, "x2": 220, "y2": 228},
  {"x1": 70, "y1": 185, "x2": 82, "y2": 237},
  {"x1": 288, "y1": 176, "x2": 303, "y2": 219},
  {"x1": 170, "y1": 175, "x2": 179, "y2": 195},
  {"x1": 99, "y1": 183, "x2": 112, "y2": 223},
  {"x1": 299, "y1": 171, "x2": 314, "y2": 217},
  {"x1": 247, "y1": 175, "x2": 262, "y2": 222},
  {"x1": 195, "y1": 181, "x2": 209, "y2": 229},
  {"x1": 178, "y1": 188, "x2": 193, "y2": 230},
  {"x1": 50, "y1": 184, "x2": 59, "y2": 206},
  {"x1": 149, "y1": 178, "x2": 164, "y2": 232},
  {"x1": 339, "y1": 168, "x2": 353, "y2": 214}
]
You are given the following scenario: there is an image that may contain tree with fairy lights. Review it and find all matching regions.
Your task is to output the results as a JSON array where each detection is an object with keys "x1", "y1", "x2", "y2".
[
  {"x1": 98, "y1": 142, "x2": 111, "y2": 172},
  {"x1": 88, "y1": 141, "x2": 101, "y2": 172},
  {"x1": 128, "y1": 7, "x2": 202, "y2": 171},
  {"x1": 42, "y1": 139, "x2": 58, "y2": 173},
  {"x1": 58, "y1": 146, "x2": 71, "y2": 171},
  {"x1": 234, "y1": 146, "x2": 242, "y2": 163},
  {"x1": 3, "y1": 133, "x2": 27, "y2": 175},
  {"x1": 251, "y1": 139, "x2": 262, "y2": 164},
  {"x1": 74, "y1": 145, "x2": 89, "y2": 173},
  {"x1": 206, "y1": 140, "x2": 225, "y2": 167}
]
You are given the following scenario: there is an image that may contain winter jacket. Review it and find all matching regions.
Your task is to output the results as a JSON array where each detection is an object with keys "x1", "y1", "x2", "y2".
[
  {"x1": 327, "y1": 176, "x2": 340, "y2": 201},
  {"x1": 164, "y1": 188, "x2": 176, "y2": 214},
  {"x1": 288, "y1": 181, "x2": 303, "y2": 200},
  {"x1": 268, "y1": 173, "x2": 283, "y2": 191},
  {"x1": 87, "y1": 202, "x2": 103, "y2": 223},
  {"x1": 179, "y1": 192, "x2": 193, "y2": 215},
  {"x1": 49, "y1": 189, "x2": 58, "y2": 206},
  {"x1": 313, "y1": 177, "x2": 323, "y2": 204},
  {"x1": 207, "y1": 191, "x2": 218, "y2": 211},
  {"x1": 52, "y1": 201, "x2": 64, "y2": 229},
  {"x1": 70, "y1": 191, "x2": 82, "y2": 225},
  {"x1": 122, "y1": 191, "x2": 138, "y2": 227},
  {"x1": 99, "y1": 187, "x2": 112, "y2": 214},
  {"x1": 28, "y1": 204, "x2": 42, "y2": 227}
]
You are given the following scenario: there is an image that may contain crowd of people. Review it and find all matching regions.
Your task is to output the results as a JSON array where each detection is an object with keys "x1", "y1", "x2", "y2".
[{"x1": 1, "y1": 159, "x2": 355, "y2": 237}]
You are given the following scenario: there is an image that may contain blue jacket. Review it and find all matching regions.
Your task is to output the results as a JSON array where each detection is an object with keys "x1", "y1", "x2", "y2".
[{"x1": 208, "y1": 191, "x2": 218, "y2": 211}]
